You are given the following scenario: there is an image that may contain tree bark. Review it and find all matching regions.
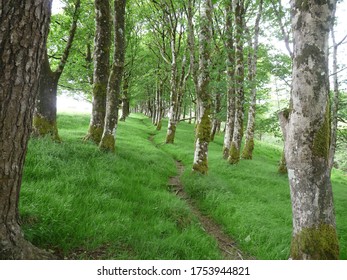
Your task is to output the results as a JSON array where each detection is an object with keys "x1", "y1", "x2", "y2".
[
  {"x1": 285, "y1": 0, "x2": 339, "y2": 259},
  {"x1": 0, "y1": 0, "x2": 54, "y2": 259},
  {"x1": 99, "y1": 0, "x2": 126, "y2": 152},
  {"x1": 85, "y1": 0, "x2": 111, "y2": 143},
  {"x1": 120, "y1": 73, "x2": 130, "y2": 121},
  {"x1": 222, "y1": 0, "x2": 236, "y2": 159},
  {"x1": 33, "y1": 0, "x2": 81, "y2": 141},
  {"x1": 192, "y1": 0, "x2": 213, "y2": 174},
  {"x1": 241, "y1": 0, "x2": 263, "y2": 160},
  {"x1": 228, "y1": 0, "x2": 245, "y2": 164}
]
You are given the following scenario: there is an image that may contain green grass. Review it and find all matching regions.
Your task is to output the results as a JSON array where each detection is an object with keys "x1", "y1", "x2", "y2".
[
  {"x1": 152, "y1": 118, "x2": 347, "y2": 260},
  {"x1": 20, "y1": 114, "x2": 222, "y2": 259},
  {"x1": 20, "y1": 113, "x2": 347, "y2": 259}
]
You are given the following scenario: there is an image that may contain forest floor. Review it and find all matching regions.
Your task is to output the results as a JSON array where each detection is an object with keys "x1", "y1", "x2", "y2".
[{"x1": 21, "y1": 113, "x2": 347, "y2": 260}]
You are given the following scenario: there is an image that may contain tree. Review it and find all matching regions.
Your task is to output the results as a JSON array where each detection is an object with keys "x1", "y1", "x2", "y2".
[
  {"x1": 84, "y1": 0, "x2": 111, "y2": 143},
  {"x1": 99, "y1": 0, "x2": 127, "y2": 152},
  {"x1": 280, "y1": 0, "x2": 339, "y2": 259},
  {"x1": 33, "y1": 0, "x2": 81, "y2": 141},
  {"x1": 0, "y1": 0, "x2": 53, "y2": 259},
  {"x1": 241, "y1": 0, "x2": 263, "y2": 159},
  {"x1": 228, "y1": 0, "x2": 246, "y2": 164},
  {"x1": 192, "y1": 0, "x2": 213, "y2": 174}
]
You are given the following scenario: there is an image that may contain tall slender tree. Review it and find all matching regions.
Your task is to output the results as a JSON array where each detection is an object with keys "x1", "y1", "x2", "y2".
[
  {"x1": 192, "y1": 0, "x2": 213, "y2": 174},
  {"x1": 99, "y1": 0, "x2": 127, "y2": 152},
  {"x1": 241, "y1": 0, "x2": 263, "y2": 159},
  {"x1": 280, "y1": 0, "x2": 339, "y2": 259},
  {"x1": 228, "y1": 0, "x2": 245, "y2": 164},
  {"x1": 85, "y1": 0, "x2": 111, "y2": 143},
  {"x1": 0, "y1": 0, "x2": 53, "y2": 259}
]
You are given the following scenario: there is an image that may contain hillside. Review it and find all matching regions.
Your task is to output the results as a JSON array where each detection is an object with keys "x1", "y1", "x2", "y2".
[{"x1": 20, "y1": 114, "x2": 347, "y2": 259}]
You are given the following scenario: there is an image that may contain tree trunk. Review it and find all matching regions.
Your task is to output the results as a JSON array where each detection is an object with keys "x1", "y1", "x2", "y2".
[
  {"x1": 33, "y1": 52, "x2": 60, "y2": 141},
  {"x1": 99, "y1": 0, "x2": 126, "y2": 152},
  {"x1": 85, "y1": 0, "x2": 111, "y2": 143},
  {"x1": 284, "y1": 0, "x2": 339, "y2": 259},
  {"x1": 222, "y1": 1, "x2": 236, "y2": 159},
  {"x1": 328, "y1": 19, "x2": 340, "y2": 172},
  {"x1": 228, "y1": 0, "x2": 245, "y2": 164},
  {"x1": 120, "y1": 74, "x2": 130, "y2": 121},
  {"x1": 192, "y1": 0, "x2": 213, "y2": 174},
  {"x1": 241, "y1": 0, "x2": 263, "y2": 160},
  {"x1": 33, "y1": 0, "x2": 80, "y2": 141},
  {"x1": 0, "y1": 0, "x2": 54, "y2": 259}
]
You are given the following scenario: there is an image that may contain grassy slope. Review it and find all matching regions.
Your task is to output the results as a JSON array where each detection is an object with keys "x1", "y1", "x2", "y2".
[
  {"x1": 151, "y1": 117, "x2": 347, "y2": 260},
  {"x1": 20, "y1": 113, "x2": 347, "y2": 259},
  {"x1": 21, "y1": 114, "x2": 222, "y2": 259}
]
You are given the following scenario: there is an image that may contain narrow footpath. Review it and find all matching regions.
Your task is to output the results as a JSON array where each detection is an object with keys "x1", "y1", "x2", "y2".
[{"x1": 148, "y1": 133, "x2": 249, "y2": 260}]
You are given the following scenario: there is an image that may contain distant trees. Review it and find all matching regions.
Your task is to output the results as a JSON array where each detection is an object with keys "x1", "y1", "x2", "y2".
[
  {"x1": 281, "y1": 0, "x2": 339, "y2": 259},
  {"x1": 0, "y1": 0, "x2": 52, "y2": 259}
]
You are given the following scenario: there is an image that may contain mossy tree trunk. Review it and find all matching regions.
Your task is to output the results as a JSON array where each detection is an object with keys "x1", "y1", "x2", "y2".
[
  {"x1": 0, "y1": 0, "x2": 54, "y2": 259},
  {"x1": 222, "y1": 1, "x2": 235, "y2": 159},
  {"x1": 283, "y1": 0, "x2": 339, "y2": 260},
  {"x1": 192, "y1": 0, "x2": 213, "y2": 174},
  {"x1": 33, "y1": 53, "x2": 61, "y2": 141},
  {"x1": 228, "y1": 0, "x2": 245, "y2": 165},
  {"x1": 99, "y1": 0, "x2": 126, "y2": 152},
  {"x1": 33, "y1": 0, "x2": 81, "y2": 141},
  {"x1": 241, "y1": 0, "x2": 263, "y2": 160},
  {"x1": 120, "y1": 73, "x2": 130, "y2": 121},
  {"x1": 85, "y1": 0, "x2": 111, "y2": 143}
]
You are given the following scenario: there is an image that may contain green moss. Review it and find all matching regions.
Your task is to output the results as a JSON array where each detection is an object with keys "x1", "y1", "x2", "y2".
[
  {"x1": 84, "y1": 125, "x2": 103, "y2": 144},
  {"x1": 99, "y1": 133, "x2": 115, "y2": 153},
  {"x1": 291, "y1": 224, "x2": 339, "y2": 259},
  {"x1": 241, "y1": 138, "x2": 254, "y2": 160},
  {"x1": 228, "y1": 142, "x2": 240, "y2": 164},
  {"x1": 93, "y1": 82, "x2": 107, "y2": 98},
  {"x1": 192, "y1": 110, "x2": 211, "y2": 174},
  {"x1": 312, "y1": 105, "x2": 330, "y2": 159},
  {"x1": 156, "y1": 120, "x2": 162, "y2": 131},
  {"x1": 33, "y1": 115, "x2": 61, "y2": 142},
  {"x1": 278, "y1": 151, "x2": 288, "y2": 174},
  {"x1": 165, "y1": 124, "x2": 176, "y2": 144}
]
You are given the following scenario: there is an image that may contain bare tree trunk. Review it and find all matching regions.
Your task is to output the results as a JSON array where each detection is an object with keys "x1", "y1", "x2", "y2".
[
  {"x1": 0, "y1": 0, "x2": 54, "y2": 259},
  {"x1": 99, "y1": 0, "x2": 126, "y2": 152},
  {"x1": 120, "y1": 74, "x2": 130, "y2": 121},
  {"x1": 222, "y1": 1, "x2": 236, "y2": 159},
  {"x1": 192, "y1": 0, "x2": 213, "y2": 174},
  {"x1": 85, "y1": 0, "x2": 111, "y2": 143},
  {"x1": 241, "y1": 0, "x2": 263, "y2": 160},
  {"x1": 228, "y1": 0, "x2": 245, "y2": 164},
  {"x1": 210, "y1": 73, "x2": 222, "y2": 142},
  {"x1": 33, "y1": 0, "x2": 81, "y2": 141},
  {"x1": 283, "y1": 0, "x2": 339, "y2": 259}
]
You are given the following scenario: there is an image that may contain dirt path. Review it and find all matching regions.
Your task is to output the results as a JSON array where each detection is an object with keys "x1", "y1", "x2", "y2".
[{"x1": 148, "y1": 133, "x2": 249, "y2": 260}]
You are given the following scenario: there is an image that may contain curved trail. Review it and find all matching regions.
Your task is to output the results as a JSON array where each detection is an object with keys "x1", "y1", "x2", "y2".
[{"x1": 149, "y1": 133, "x2": 250, "y2": 260}]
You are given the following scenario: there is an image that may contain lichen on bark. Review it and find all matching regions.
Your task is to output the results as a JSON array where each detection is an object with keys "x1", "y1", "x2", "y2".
[
  {"x1": 228, "y1": 142, "x2": 240, "y2": 164},
  {"x1": 241, "y1": 138, "x2": 254, "y2": 160},
  {"x1": 312, "y1": 104, "x2": 330, "y2": 159}
]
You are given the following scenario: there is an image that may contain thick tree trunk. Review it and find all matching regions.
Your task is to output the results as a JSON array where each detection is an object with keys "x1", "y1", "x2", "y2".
[
  {"x1": 241, "y1": 0, "x2": 263, "y2": 160},
  {"x1": 99, "y1": 0, "x2": 126, "y2": 152},
  {"x1": 85, "y1": 0, "x2": 111, "y2": 143},
  {"x1": 33, "y1": 0, "x2": 80, "y2": 141},
  {"x1": 33, "y1": 52, "x2": 60, "y2": 141},
  {"x1": 284, "y1": 0, "x2": 339, "y2": 259},
  {"x1": 0, "y1": 0, "x2": 54, "y2": 259},
  {"x1": 228, "y1": 0, "x2": 245, "y2": 164},
  {"x1": 192, "y1": 0, "x2": 213, "y2": 174},
  {"x1": 222, "y1": 1, "x2": 236, "y2": 159}
]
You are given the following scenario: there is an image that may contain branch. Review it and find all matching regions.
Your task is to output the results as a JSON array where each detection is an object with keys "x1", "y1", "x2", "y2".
[{"x1": 55, "y1": 0, "x2": 81, "y2": 76}]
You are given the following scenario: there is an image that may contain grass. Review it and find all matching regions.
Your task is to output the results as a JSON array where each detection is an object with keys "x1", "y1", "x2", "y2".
[
  {"x1": 20, "y1": 113, "x2": 347, "y2": 259},
  {"x1": 151, "y1": 117, "x2": 347, "y2": 260}
]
